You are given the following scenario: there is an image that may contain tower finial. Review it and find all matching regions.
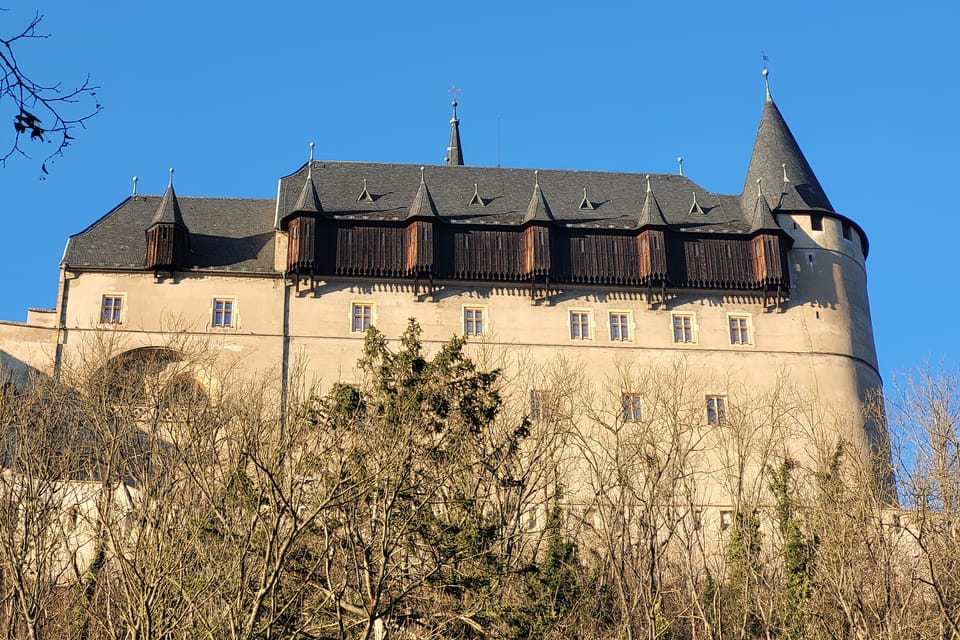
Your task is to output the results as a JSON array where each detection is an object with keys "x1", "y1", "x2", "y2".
[
  {"x1": 782, "y1": 163, "x2": 789, "y2": 183},
  {"x1": 757, "y1": 177, "x2": 763, "y2": 197},
  {"x1": 307, "y1": 141, "x2": 315, "y2": 178},
  {"x1": 762, "y1": 67, "x2": 771, "y2": 102},
  {"x1": 420, "y1": 166, "x2": 425, "y2": 184},
  {"x1": 534, "y1": 169, "x2": 540, "y2": 188},
  {"x1": 448, "y1": 85, "x2": 461, "y2": 122},
  {"x1": 677, "y1": 156, "x2": 684, "y2": 176},
  {"x1": 132, "y1": 175, "x2": 138, "y2": 196},
  {"x1": 646, "y1": 174, "x2": 652, "y2": 193},
  {"x1": 168, "y1": 167, "x2": 174, "y2": 188}
]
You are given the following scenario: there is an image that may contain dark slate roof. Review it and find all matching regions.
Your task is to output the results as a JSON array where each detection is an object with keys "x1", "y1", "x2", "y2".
[
  {"x1": 150, "y1": 183, "x2": 187, "y2": 229},
  {"x1": 742, "y1": 98, "x2": 835, "y2": 213},
  {"x1": 275, "y1": 162, "x2": 754, "y2": 234},
  {"x1": 64, "y1": 196, "x2": 276, "y2": 272}
]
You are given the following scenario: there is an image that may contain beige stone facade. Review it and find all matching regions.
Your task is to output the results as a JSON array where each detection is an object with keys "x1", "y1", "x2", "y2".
[{"x1": 0, "y1": 88, "x2": 884, "y2": 523}]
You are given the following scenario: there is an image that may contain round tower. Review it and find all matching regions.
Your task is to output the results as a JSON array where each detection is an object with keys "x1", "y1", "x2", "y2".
[{"x1": 742, "y1": 70, "x2": 883, "y2": 456}]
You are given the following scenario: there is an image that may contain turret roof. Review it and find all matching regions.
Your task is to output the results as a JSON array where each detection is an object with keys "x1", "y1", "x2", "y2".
[
  {"x1": 743, "y1": 94, "x2": 834, "y2": 214},
  {"x1": 149, "y1": 170, "x2": 187, "y2": 230}
]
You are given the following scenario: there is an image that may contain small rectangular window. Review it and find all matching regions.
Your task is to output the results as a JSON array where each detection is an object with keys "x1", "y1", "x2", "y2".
[
  {"x1": 212, "y1": 298, "x2": 234, "y2": 328},
  {"x1": 570, "y1": 311, "x2": 591, "y2": 340},
  {"x1": 706, "y1": 395, "x2": 726, "y2": 425},
  {"x1": 463, "y1": 307, "x2": 485, "y2": 336},
  {"x1": 352, "y1": 303, "x2": 373, "y2": 333},
  {"x1": 728, "y1": 316, "x2": 750, "y2": 345},
  {"x1": 672, "y1": 313, "x2": 695, "y2": 343},
  {"x1": 842, "y1": 222, "x2": 852, "y2": 241},
  {"x1": 530, "y1": 389, "x2": 554, "y2": 421},
  {"x1": 622, "y1": 393, "x2": 642, "y2": 422},
  {"x1": 610, "y1": 312, "x2": 630, "y2": 341},
  {"x1": 810, "y1": 214, "x2": 823, "y2": 231},
  {"x1": 101, "y1": 295, "x2": 123, "y2": 324}
]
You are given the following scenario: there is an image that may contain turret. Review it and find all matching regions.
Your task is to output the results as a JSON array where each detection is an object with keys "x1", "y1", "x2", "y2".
[
  {"x1": 743, "y1": 68, "x2": 880, "y2": 423},
  {"x1": 521, "y1": 171, "x2": 554, "y2": 280},
  {"x1": 145, "y1": 168, "x2": 190, "y2": 274},
  {"x1": 404, "y1": 167, "x2": 439, "y2": 277},
  {"x1": 283, "y1": 143, "x2": 322, "y2": 282},
  {"x1": 636, "y1": 175, "x2": 669, "y2": 284}
]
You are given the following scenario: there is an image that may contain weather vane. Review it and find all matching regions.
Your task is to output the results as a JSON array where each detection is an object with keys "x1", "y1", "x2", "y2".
[
  {"x1": 448, "y1": 85, "x2": 461, "y2": 102},
  {"x1": 761, "y1": 51, "x2": 769, "y2": 71}
]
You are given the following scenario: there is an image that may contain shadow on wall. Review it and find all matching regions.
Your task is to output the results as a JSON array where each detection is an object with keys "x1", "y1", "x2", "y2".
[
  {"x1": 777, "y1": 221, "x2": 841, "y2": 313},
  {"x1": 0, "y1": 349, "x2": 48, "y2": 391}
]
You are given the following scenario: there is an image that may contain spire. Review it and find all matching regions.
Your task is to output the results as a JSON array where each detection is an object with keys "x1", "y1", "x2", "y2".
[
  {"x1": 749, "y1": 178, "x2": 779, "y2": 233},
  {"x1": 637, "y1": 175, "x2": 667, "y2": 227},
  {"x1": 150, "y1": 168, "x2": 186, "y2": 228},
  {"x1": 742, "y1": 69, "x2": 834, "y2": 213},
  {"x1": 407, "y1": 166, "x2": 439, "y2": 218},
  {"x1": 294, "y1": 142, "x2": 322, "y2": 213},
  {"x1": 445, "y1": 88, "x2": 463, "y2": 166},
  {"x1": 523, "y1": 170, "x2": 554, "y2": 223}
]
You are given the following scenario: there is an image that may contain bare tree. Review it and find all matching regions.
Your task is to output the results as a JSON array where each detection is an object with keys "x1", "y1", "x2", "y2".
[{"x1": 1, "y1": 11, "x2": 101, "y2": 172}]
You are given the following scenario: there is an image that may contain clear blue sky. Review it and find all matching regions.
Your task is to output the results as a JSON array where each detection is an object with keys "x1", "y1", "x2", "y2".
[{"x1": 1, "y1": 1, "x2": 956, "y2": 381}]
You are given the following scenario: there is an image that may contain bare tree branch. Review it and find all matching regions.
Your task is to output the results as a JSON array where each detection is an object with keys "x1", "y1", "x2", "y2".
[{"x1": 0, "y1": 11, "x2": 101, "y2": 175}]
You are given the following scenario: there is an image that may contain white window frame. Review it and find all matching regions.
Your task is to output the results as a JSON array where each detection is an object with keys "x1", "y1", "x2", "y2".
[
  {"x1": 569, "y1": 309, "x2": 593, "y2": 341},
  {"x1": 463, "y1": 305, "x2": 487, "y2": 336},
  {"x1": 727, "y1": 313, "x2": 752, "y2": 346},
  {"x1": 609, "y1": 310, "x2": 633, "y2": 342},
  {"x1": 100, "y1": 294, "x2": 125, "y2": 325},
  {"x1": 211, "y1": 297, "x2": 236, "y2": 329},
  {"x1": 671, "y1": 312, "x2": 697, "y2": 344},
  {"x1": 706, "y1": 395, "x2": 726, "y2": 425},
  {"x1": 351, "y1": 302, "x2": 375, "y2": 333}
]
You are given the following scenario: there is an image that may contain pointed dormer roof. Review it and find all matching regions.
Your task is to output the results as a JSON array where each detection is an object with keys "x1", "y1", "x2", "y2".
[
  {"x1": 523, "y1": 171, "x2": 554, "y2": 224},
  {"x1": 637, "y1": 175, "x2": 667, "y2": 227},
  {"x1": 407, "y1": 167, "x2": 439, "y2": 219},
  {"x1": 150, "y1": 168, "x2": 187, "y2": 229},
  {"x1": 743, "y1": 69, "x2": 834, "y2": 213},
  {"x1": 445, "y1": 99, "x2": 464, "y2": 166},
  {"x1": 294, "y1": 143, "x2": 322, "y2": 213},
  {"x1": 749, "y1": 179, "x2": 779, "y2": 233}
]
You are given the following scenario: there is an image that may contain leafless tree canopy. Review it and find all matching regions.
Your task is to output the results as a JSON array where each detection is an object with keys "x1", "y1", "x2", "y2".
[
  {"x1": 0, "y1": 11, "x2": 100, "y2": 173},
  {"x1": 1, "y1": 324, "x2": 959, "y2": 639}
]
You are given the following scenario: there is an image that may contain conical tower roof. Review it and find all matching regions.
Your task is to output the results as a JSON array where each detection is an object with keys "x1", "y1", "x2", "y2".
[
  {"x1": 445, "y1": 99, "x2": 463, "y2": 166},
  {"x1": 150, "y1": 168, "x2": 187, "y2": 230},
  {"x1": 637, "y1": 175, "x2": 667, "y2": 227},
  {"x1": 407, "y1": 168, "x2": 439, "y2": 219},
  {"x1": 294, "y1": 161, "x2": 322, "y2": 213},
  {"x1": 522, "y1": 172, "x2": 554, "y2": 224},
  {"x1": 749, "y1": 179, "x2": 780, "y2": 233},
  {"x1": 743, "y1": 71, "x2": 834, "y2": 213}
]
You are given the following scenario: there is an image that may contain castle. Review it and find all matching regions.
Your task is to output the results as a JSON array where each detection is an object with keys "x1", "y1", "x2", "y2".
[{"x1": 0, "y1": 72, "x2": 882, "y2": 511}]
